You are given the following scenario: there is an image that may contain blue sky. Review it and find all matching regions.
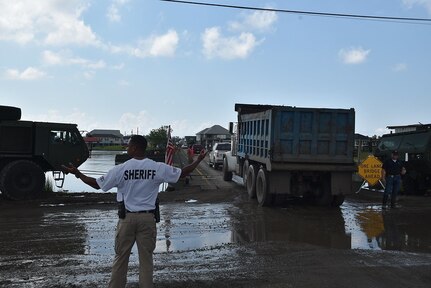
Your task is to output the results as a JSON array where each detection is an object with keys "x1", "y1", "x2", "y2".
[{"x1": 0, "y1": 0, "x2": 430, "y2": 137}]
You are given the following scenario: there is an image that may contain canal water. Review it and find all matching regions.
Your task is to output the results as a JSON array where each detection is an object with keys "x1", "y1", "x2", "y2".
[{"x1": 49, "y1": 150, "x2": 123, "y2": 193}]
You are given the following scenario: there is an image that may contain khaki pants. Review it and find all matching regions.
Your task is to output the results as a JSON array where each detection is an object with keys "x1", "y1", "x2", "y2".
[{"x1": 108, "y1": 213, "x2": 156, "y2": 288}]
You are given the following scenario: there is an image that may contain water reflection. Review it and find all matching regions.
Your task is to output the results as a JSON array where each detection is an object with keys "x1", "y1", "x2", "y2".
[
  {"x1": 342, "y1": 202, "x2": 431, "y2": 253},
  {"x1": 230, "y1": 203, "x2": 351, "y2": 249},
  {"x1": 156, "y1": 203, "x2": 231, "y2": 253}
]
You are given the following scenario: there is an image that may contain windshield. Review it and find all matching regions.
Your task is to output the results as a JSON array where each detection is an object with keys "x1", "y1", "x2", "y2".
[
  {"x1": 216, "y1": 143, "x2": 231, "y2": 150},
  {"x1": 398, "y1": 132, "x2": 430, "y2": 151}
]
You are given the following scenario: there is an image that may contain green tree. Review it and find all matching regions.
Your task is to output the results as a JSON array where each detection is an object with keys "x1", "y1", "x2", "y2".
[{"x1": 146, "y1": 126, "x2": 169, "y2": 148}]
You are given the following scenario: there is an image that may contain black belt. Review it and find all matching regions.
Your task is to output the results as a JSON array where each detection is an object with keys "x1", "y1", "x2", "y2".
[{"x1": 126, "y1": 210, "x2": 155, "y2": 214}]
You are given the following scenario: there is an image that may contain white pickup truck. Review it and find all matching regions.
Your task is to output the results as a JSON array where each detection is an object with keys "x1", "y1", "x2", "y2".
[{"x1": 208, "y1": 142, "x2": 231, "y2": 169}]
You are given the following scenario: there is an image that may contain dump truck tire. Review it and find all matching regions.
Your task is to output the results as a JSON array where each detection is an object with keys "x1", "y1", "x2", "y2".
[
  {"x1": 315, "y1": 177, "x2": 332, "y2": 206},
  {"x1": 331, "y1": 195, "x2": 345, "y2": 207},
  {"x1": 256, "y1": 168, "x2": 271, "y2": 206},
  {"x1": 246, "y1": 164, "x2": 257, "y2": 199},
  {"x1": 242, "y1": 160, "x2": 249, "y2": 186},
  {"x1": 0, "y1": 160, "x2": 45, "y2": 200},
  {"x1": 222, "y1": 157, "x2": 233, "y2": 181}
]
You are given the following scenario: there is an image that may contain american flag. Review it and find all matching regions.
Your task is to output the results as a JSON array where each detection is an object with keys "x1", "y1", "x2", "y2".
[{"x1": 165, "y1": 126, "x2": 174, "y2": 166}]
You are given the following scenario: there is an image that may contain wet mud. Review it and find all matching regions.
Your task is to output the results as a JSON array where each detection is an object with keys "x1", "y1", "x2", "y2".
[{"x1": 1, "y1": 153, "x2": 431, "y2": 287}]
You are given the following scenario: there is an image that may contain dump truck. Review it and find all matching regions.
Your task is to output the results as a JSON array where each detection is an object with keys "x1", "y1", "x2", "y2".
[
  {"x1": 374, "y1": 125, "x2": 431, "y2": 195},
  {"x1": 223, "y1": 103, "x2": 356, "y2": 206},
  {"x1": 0, "y1": 105, "x2": 89, "y2": 200}
]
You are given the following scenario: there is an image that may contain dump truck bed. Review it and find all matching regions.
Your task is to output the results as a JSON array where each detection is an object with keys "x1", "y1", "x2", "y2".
[{"x1": 235, "y1": 104, "x2": 355, "y2": 167}]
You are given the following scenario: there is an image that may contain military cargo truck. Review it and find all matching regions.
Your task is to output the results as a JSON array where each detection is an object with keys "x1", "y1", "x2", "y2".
[
  {"x1": 223, "y1": 103, "x2": 356, "y2": 206},
  {"x1": 374, "y1": 126, "x2": 431, "y2": 195},
  {"x1": 0, "y1": 105, "x2": 89, "y2": 200}
]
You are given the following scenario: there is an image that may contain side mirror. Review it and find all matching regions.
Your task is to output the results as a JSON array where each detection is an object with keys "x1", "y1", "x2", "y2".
[{"x1": 229, "y1": 122, "x2": 233, "y2": 134}]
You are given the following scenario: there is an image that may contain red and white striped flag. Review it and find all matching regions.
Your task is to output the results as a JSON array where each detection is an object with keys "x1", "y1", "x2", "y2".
[{"x1": 165, "y1": 126, "x2": 174, "y2": 166}]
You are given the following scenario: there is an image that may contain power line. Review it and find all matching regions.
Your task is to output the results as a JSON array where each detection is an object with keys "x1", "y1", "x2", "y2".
[{"x1": 160, "y1": 0, "x2": 431, "y2": 24}]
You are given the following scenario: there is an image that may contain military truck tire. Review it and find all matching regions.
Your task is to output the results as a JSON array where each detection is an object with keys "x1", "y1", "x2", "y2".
[
  {"x1": 246, "y1": 164, "x2": 257, "y2": 199},
  {"x1": 0, "y1": 105, "x2": 21, "y2": 121},
  {"x1": 0, "y1": 160, "x2": 45, "y2": 200},
  {"x1": 256, "y1": 168, "x2": 271, "y2": 206},
  {"x1": 222, "y1": 157, "x2": 233, "y2": 181},
  {"x1": 242, "y1": 160, "x2": 249, "y2": 186}
]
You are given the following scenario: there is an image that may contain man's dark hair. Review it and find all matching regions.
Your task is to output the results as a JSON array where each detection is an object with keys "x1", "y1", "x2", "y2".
[{"x1": 130, "y1": 135, "x2": 148, "y2": 152}]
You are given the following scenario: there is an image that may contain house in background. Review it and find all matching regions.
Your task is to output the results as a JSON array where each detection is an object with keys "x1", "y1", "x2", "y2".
[
  {"x1": 196, "y1": 125, "x2": 231, "y2": 149},
  {"x1": 354, "y1": 133, "x2": 380, "y2": 156},
  {"x1": 87, "y1": 129, "x2": 124, "y2": 146}
]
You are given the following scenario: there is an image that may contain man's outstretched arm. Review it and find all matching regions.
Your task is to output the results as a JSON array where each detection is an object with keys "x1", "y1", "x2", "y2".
[
  {"x1": 180, "y1": 149, "x2": 207, "y2": 178},
  {"x1": 62, "y1": 164, "x2": 100, "y2": 190}
]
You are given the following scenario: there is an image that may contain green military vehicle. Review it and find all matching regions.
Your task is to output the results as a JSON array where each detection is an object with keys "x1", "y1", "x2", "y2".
[
  {"x1": 0, "y1": 105, "x2": 89, "y2": 200},
  {"x1": 374, "y1": 125, "x2": 431, "y2": 195}
]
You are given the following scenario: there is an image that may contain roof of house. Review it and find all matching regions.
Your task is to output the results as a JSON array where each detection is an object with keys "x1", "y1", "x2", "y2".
[
  {"x1": 355, "y1": 133, "x2": 369, "y2": 140},
  {"x1": 197, "y1": 125, "x2": 230, "y2": 135},
  {"x1": 196, "y1": 128, "x2": 209, "y2": 135},
  {"x1": 88, "y1": 129, "x2": 123, "y2": 138}
]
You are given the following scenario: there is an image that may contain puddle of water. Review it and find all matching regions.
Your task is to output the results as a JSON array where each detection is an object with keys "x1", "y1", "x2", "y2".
[
  {"x1": 155, "y1": 203, "x2": 231, "y2": 253},
  {"x1": 8, "y1": 199, "x2": 429, "y2": 261},
  {"x1": 341, "y1": 201, "x2": 431, "y2": 253},
  {"x1": 52, "y1": 204, "x2": 234, "y2": 259},
  {"x1": 230, "y1": 203, "x2": 351, "y2": 249}
]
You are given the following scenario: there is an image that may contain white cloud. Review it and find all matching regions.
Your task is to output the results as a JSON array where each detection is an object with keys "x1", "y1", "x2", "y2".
[
  {"x1": 23, "y1": 109, "x2": 100, "y2": 132},
  {"x1": 0, "y1": 0, "x2": 99, "y2": 46},
  {"x1": 402, "y1": 0, "x2": 431, "y2": 14},
  {"x1": 203, "y1": 10, "x2": 274, "y2": 60},
  {"x1": 110, "y1": 30, "x2": 179, "y2": 58},
  {"x1": 83, "y1": 71, "x2": 95, "y2": 80},
  {"x1": 4, "y1": 67, "x2": 46, "y2": 80},
  {"x1": 230, "y1": 10, "x2": 278, "y2": 32},
  {"x1": 42, "y1": 50, "x2": 106, "y2": 69},
  {"x1": 149, "y1": 30, "x2": 179, "y2": 57},
  {"x1": 119, "y1": 111, "x2": 158, "y2": 135},
  {"x1": 118, "y1": 80, "x2": 130, "y2": 86},
  {"x1": 393, "y1": 63, "x2": 407, "y2": 72},
  {"x1": 338, "y1": 47, "x2": 370, "y2": 64},
  {"x1": 107, "y1": 0, "x2": 130, "y2": 22},
  {"x1": 112, "y1": 63, "x2": 125, "y2": 70},
  {"x1": 202, "y1": 27, "x2": 259, "y2": 60}
]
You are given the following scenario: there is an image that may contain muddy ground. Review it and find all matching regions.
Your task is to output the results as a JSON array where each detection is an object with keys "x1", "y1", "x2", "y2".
[{"x1": 1, "y1": 151, "x2": 431, "y2": 288}]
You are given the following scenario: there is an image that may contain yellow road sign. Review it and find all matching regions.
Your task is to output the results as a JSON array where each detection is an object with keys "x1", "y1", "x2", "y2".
[{"x1": 358, "y1": 156, "x2": 383, "y2": 186}]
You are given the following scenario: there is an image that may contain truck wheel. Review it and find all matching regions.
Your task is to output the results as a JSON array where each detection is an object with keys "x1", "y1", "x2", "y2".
[
  {"x1": 256, "y1": 168, "x2": 271, "y2": 206},
  {"x1": 246, "y1": 164, "x2": 256, "y2": 199},
  {"x1": 331, "y1": 195, "x2": 345, "y2": 207},
  {"x1": 222, "y1": 158, "x2": 233, "y2": 181},
  {"x1": 0, "y1": 160, "x2": 45, "y2": 200},
  {"x1": 315, "y1": 177, "x2": 332, "y2": 206},
  {"x1": 242, "y1": 160, "x2": 249, "y2": 186}
]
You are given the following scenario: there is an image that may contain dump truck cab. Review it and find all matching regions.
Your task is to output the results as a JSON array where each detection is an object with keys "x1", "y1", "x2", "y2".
[{"x1": 0, "y1": 105, "x2": 89, "y2": 200}]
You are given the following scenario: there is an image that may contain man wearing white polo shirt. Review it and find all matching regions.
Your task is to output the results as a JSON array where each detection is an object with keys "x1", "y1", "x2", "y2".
[{"x1": 63, "y1": 135, "x2": 207, "y2": 288}]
